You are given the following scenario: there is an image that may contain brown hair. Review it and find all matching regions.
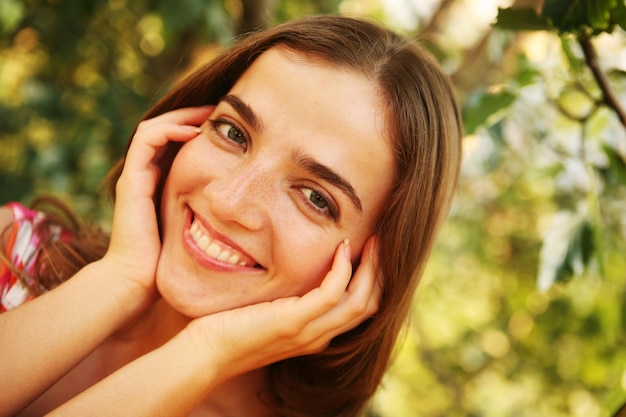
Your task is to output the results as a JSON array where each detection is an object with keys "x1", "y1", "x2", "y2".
[
  {"x1": 0, "y1": 196, "x2": 109, "y2": 293},
  {"x1": 16, "y1": 15, "x2": 462, "y2": 417},
  {"x1": 108, "y1": 15, "x2": 462, "y2": 416}
]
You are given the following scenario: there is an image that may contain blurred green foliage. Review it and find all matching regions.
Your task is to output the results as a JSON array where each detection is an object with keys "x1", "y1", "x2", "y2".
[
  {"x1": 0, "y1": 0, "x2": 341, "y2": 218},
  {"x1": 2, "y1": 1, "x2": 626, "y2": 416}
]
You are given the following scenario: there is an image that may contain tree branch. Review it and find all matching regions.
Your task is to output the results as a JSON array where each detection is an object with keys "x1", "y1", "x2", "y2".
[{"x1": 579, "y1": 37, "x2": 626, "y2": 129}]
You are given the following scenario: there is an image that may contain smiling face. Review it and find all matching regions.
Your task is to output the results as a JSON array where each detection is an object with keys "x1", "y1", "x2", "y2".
[{"x1": 156, "y1": 47, "x2": 394, "y2": 317}]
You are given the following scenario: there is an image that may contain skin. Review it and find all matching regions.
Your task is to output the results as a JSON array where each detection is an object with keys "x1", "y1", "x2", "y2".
[
  {"x1": 157, "y1": 47, "x2": 394, "y2": 318},
  {"x1": 1, "y1": 47, "x2": 394, "y2": 417}
]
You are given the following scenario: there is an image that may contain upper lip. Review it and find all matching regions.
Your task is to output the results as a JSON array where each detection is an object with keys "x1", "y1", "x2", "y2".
[{"x1": 190, "y1": 207, "x2": 264, "y2": 269}]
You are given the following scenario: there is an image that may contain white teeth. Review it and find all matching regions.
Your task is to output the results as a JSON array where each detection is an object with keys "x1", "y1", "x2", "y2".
[
  {"x1": 207, "y1": 243, "x2": 220, "y2": 258},
  {"x1": 189, "y1": 220, "x2": 252, "y2": 267},
  {"x1": 197, "y1": 235, "x2": 210, "y2": 251}
]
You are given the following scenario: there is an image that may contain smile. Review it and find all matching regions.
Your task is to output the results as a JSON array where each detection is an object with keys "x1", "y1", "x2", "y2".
[{"x1": 188, "y1": 218, "x2": 260, "y2": 268}]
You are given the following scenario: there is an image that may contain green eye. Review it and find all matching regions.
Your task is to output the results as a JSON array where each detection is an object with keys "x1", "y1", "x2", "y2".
[
  {"x1": 302, "y1": 188, "x2": 329, "y2": 210},
  {"x1": 221, "y1": 124, "x2": 245, "y2": 144},
  {"x1": 213, "y1": 120, "x2": 247, "y2": 146}
]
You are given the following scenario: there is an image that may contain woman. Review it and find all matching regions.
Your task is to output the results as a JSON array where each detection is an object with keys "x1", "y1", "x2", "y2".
[{"x1": 0, "y1": 15, "x2": 462, "y2": 417}]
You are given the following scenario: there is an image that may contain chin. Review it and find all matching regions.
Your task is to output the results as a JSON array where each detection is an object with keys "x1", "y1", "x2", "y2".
[{"x1": 156, "y1": 273, "x2": 211, "y2": 318}]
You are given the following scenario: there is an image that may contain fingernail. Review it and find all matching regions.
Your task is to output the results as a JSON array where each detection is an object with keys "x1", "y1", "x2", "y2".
[
  {"x1": 183, "y1": 126, "x2": 203, "y2": 133},
  {"x1": 343, "y1": 238, "x2": 351, "y2": 259}
]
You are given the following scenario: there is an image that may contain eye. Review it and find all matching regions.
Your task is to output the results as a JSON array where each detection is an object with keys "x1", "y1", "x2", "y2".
[
  {"x1": 302, "y1": 188, "x2": 328, "y2": 209},
  {"x1": 211, "y1": 119, "x2": 247, "y2": 148},
  {"x1": 299, "y1": 187, "x2": 339, "y2": 220}
]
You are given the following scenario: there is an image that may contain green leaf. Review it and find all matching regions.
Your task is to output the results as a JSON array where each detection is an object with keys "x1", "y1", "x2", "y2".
[
  {"x1": 611, "y1": 0, "x2": 626, "y2": 31},
  {"x1": 601, "y1": 144, "x2": 626, "y2": 185},
  {"x1": 494, "y1": 7, "x2": 553, "y2": 31},
  {"x1": 542, "y1": 0, "x2": 577, "y2": 29},
  {"x1": 462, "y1": 89, "x2": 517, "y2": 135},
  {"x1": 586, "y1": 0, "x2": 611, "y2": 30},
  {"x1": 607, "y1": 68, "x2": 626, "y2": 82},
  {"x1": 537, "y1": 210, "x2": 595, "y2": 291},
  {"x1": 560, "y1": 36, "x2": 585, "y2": 75},
  {"x1": 542, "y1": 0, "x2": 615, "y2": 35},
  {"x1": 515, "y1": 55, "x2": 541, "y2": 86},
  {"x1": 0, "y1": 0, "x2": 24, "y2": 35}
]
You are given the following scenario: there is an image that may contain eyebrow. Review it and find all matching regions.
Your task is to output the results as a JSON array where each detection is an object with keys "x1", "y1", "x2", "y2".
[
  {"x1": 293, "y1": 150, "x2": 363, "y2": 213},
  {"x1": 220, "y1": 95, "x2": 264, "y2": 133},
  {"x1": 221, "y1": 94, "x2": 363, "y2": 213}
]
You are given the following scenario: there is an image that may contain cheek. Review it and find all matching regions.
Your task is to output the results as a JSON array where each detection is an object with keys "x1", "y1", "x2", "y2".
[
  {"x1": 274, "y1": 237, "x2": 336, "y2": 296},
  {"x1": 169, "y1": 140, "x2": 210, "y2": 182},
  {"x1": 162, "y1": 140, "x2": 217, "y2": 201}
]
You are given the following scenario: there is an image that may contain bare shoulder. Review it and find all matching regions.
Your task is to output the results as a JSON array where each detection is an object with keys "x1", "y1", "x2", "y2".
[
  {"x1": 0, "y1": 205, "x2": 14, "y2": 227},
  {"x1": 0, "y1": 205, "x2": 15, "y2": 245}
]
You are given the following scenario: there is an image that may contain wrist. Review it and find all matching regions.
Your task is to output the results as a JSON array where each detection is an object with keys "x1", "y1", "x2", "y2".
[
  {"x1": 86, "y1": 258, "x2": 157, "y2": 321},
  {"x1": 179, "y1": 318, "x2": 235, "y2": 386}
]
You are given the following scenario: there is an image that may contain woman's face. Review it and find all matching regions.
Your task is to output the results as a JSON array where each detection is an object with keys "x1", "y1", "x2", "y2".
[{"x1": 157, "y1": 48, "x2": 394, "y2": 317}]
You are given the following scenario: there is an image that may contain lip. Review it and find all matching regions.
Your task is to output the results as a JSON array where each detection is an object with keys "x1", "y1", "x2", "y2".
[{"x1": 182, "y1": 206, "x2": 265, "y2": 272}]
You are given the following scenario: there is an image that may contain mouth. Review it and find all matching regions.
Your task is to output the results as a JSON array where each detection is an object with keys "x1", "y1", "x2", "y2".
[{"x1": 187, "y1": 213, "x2": 264, "y2": 270}]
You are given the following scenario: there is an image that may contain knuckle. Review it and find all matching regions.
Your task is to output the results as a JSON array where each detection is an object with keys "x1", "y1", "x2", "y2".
[
  {"x1": 301, "y1": 339, "x2": 329, "y2": 355},
  {"x1": 136, "y1": 120, "x2": 152, "y2": 131},
  {"x1": 367, "y1": 299, "x2": 380, "y2": 316},
  {"x1": 320, "y1": 296, "x2": 340, "y2": 311},
  {"x1": 344, "y1": 294, "x2": 380, "y2": 323},
  {"x1": 347, "y1": 299, "x2": 368, "y2": 319},
  {"x1": 309, "y1": 340, "x2": 330, "y2": 354},
  {"x1": 276, "y1": 321, "x2": 306, "y2": 340},
  {"x1": 115, "y1": 176, "x2": 127, "y2": 193}
]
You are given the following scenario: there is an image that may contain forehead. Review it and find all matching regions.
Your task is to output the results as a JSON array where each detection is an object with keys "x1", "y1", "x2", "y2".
[{"x1": 226, "y1": 47, "x2": 395, "y2": 220}]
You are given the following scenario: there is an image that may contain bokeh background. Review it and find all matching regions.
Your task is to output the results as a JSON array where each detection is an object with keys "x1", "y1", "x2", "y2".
[{"x1": 2, "y1": 0, "x2": 626, "y2": 416}]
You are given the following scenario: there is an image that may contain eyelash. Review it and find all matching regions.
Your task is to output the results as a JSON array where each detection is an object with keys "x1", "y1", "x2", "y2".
[
  {"x1": 296, "y1": 186, "x2": 339, "y2": 220},
  {"x1": 210, "y1": 119, "x2": 248, "y2": 150},
  {"x1": 208, "y1": 118, "x2": 340, "y2": 221}
]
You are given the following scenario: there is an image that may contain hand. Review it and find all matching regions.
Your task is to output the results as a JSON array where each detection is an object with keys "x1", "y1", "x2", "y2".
[
  {"x1": 104, "y1": 106, "x2": 214, "y2": 297},
  {"x1": 183, "y1": 236, "x2": 381, "y2": 381}
]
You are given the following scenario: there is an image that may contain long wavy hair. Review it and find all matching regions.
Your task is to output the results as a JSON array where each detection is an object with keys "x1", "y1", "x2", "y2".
[{"x1": 9, "y1": 15, "x2": 462, "y2": 417}]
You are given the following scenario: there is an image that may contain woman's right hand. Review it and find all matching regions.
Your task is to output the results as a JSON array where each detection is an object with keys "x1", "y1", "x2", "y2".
[{"x1": 104, "y1": 106, "x2": 214, "y2": 297}]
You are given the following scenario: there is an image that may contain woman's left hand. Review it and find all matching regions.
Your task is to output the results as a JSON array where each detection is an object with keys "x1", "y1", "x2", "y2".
[{"x1": 183, "y1": 235, "x2": 381, "y2": 382}]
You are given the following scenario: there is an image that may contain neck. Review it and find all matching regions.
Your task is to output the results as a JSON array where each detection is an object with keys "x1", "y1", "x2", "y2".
[
  {"x1": 111, "y1": 298, "x2": 190, "y2": 345},
  {"x1": 104, "y1": 300, "x2": 274, "y2": 417}
]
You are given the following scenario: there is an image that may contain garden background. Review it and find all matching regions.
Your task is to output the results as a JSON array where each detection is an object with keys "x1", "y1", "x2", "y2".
[{"x1": 1, "y1": 0, "x2": 626, "y2": 416}]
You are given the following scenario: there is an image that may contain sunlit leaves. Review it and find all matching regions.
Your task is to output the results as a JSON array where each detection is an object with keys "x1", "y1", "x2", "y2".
[
  {"x1": 482, "y1": 0, "x2": 626, "y2": 294},
  {"x1": 496, "y1": 0, "x2": 626, "y2": 36},
  {"x1": 462, "y1": 89, "x2": 516, "y2": 135},
  {"x1": 0, "y1": 0, "x2": 24, "y2": 35},
  {"x1": 0, "y1": 0, "x2": 240, "y2": 218},
  {"x1": 600, "y1": 143, "x2": 626, "y2": 185},
  {"x1": 494, "y1": 7, "x2": 552, "y2": 32},
  {"x1": 543, "y1": 0, "x2": 614, "y2": 34},
  {"x1": 538, "y1": 210, "x2": 595, "y2": 291}
]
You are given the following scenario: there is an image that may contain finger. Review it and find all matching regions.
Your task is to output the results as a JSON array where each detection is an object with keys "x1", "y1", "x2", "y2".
[
  {"x1": 299, "y1": 236, "x2": 381, "y2": 341},
  {"x1": 345, "y1": 235, "x2": 379, "y2": 302},
  {"x1": 297, "y1": 239, "x2": 353, "y2": 316},
  {"x1": 117, "y1": 126, "x2": 197, "y2": 196},
  {"x1": 137, "y1": 106, "x2": 215, "y2": 130},
  {"x1": 125, "y1": 123, "x2": 203, "y2": 162},
  {"x1": 249, "y1": 240, "x2": 353, "y2": 347},
  {"x1": 325, "y1": 273, "x2": 381, "y2": 337}
]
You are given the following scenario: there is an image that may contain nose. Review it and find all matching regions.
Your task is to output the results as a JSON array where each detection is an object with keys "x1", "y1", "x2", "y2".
[{"x1": 204, "y1": 161, "x2": 274, "y2": 231}]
